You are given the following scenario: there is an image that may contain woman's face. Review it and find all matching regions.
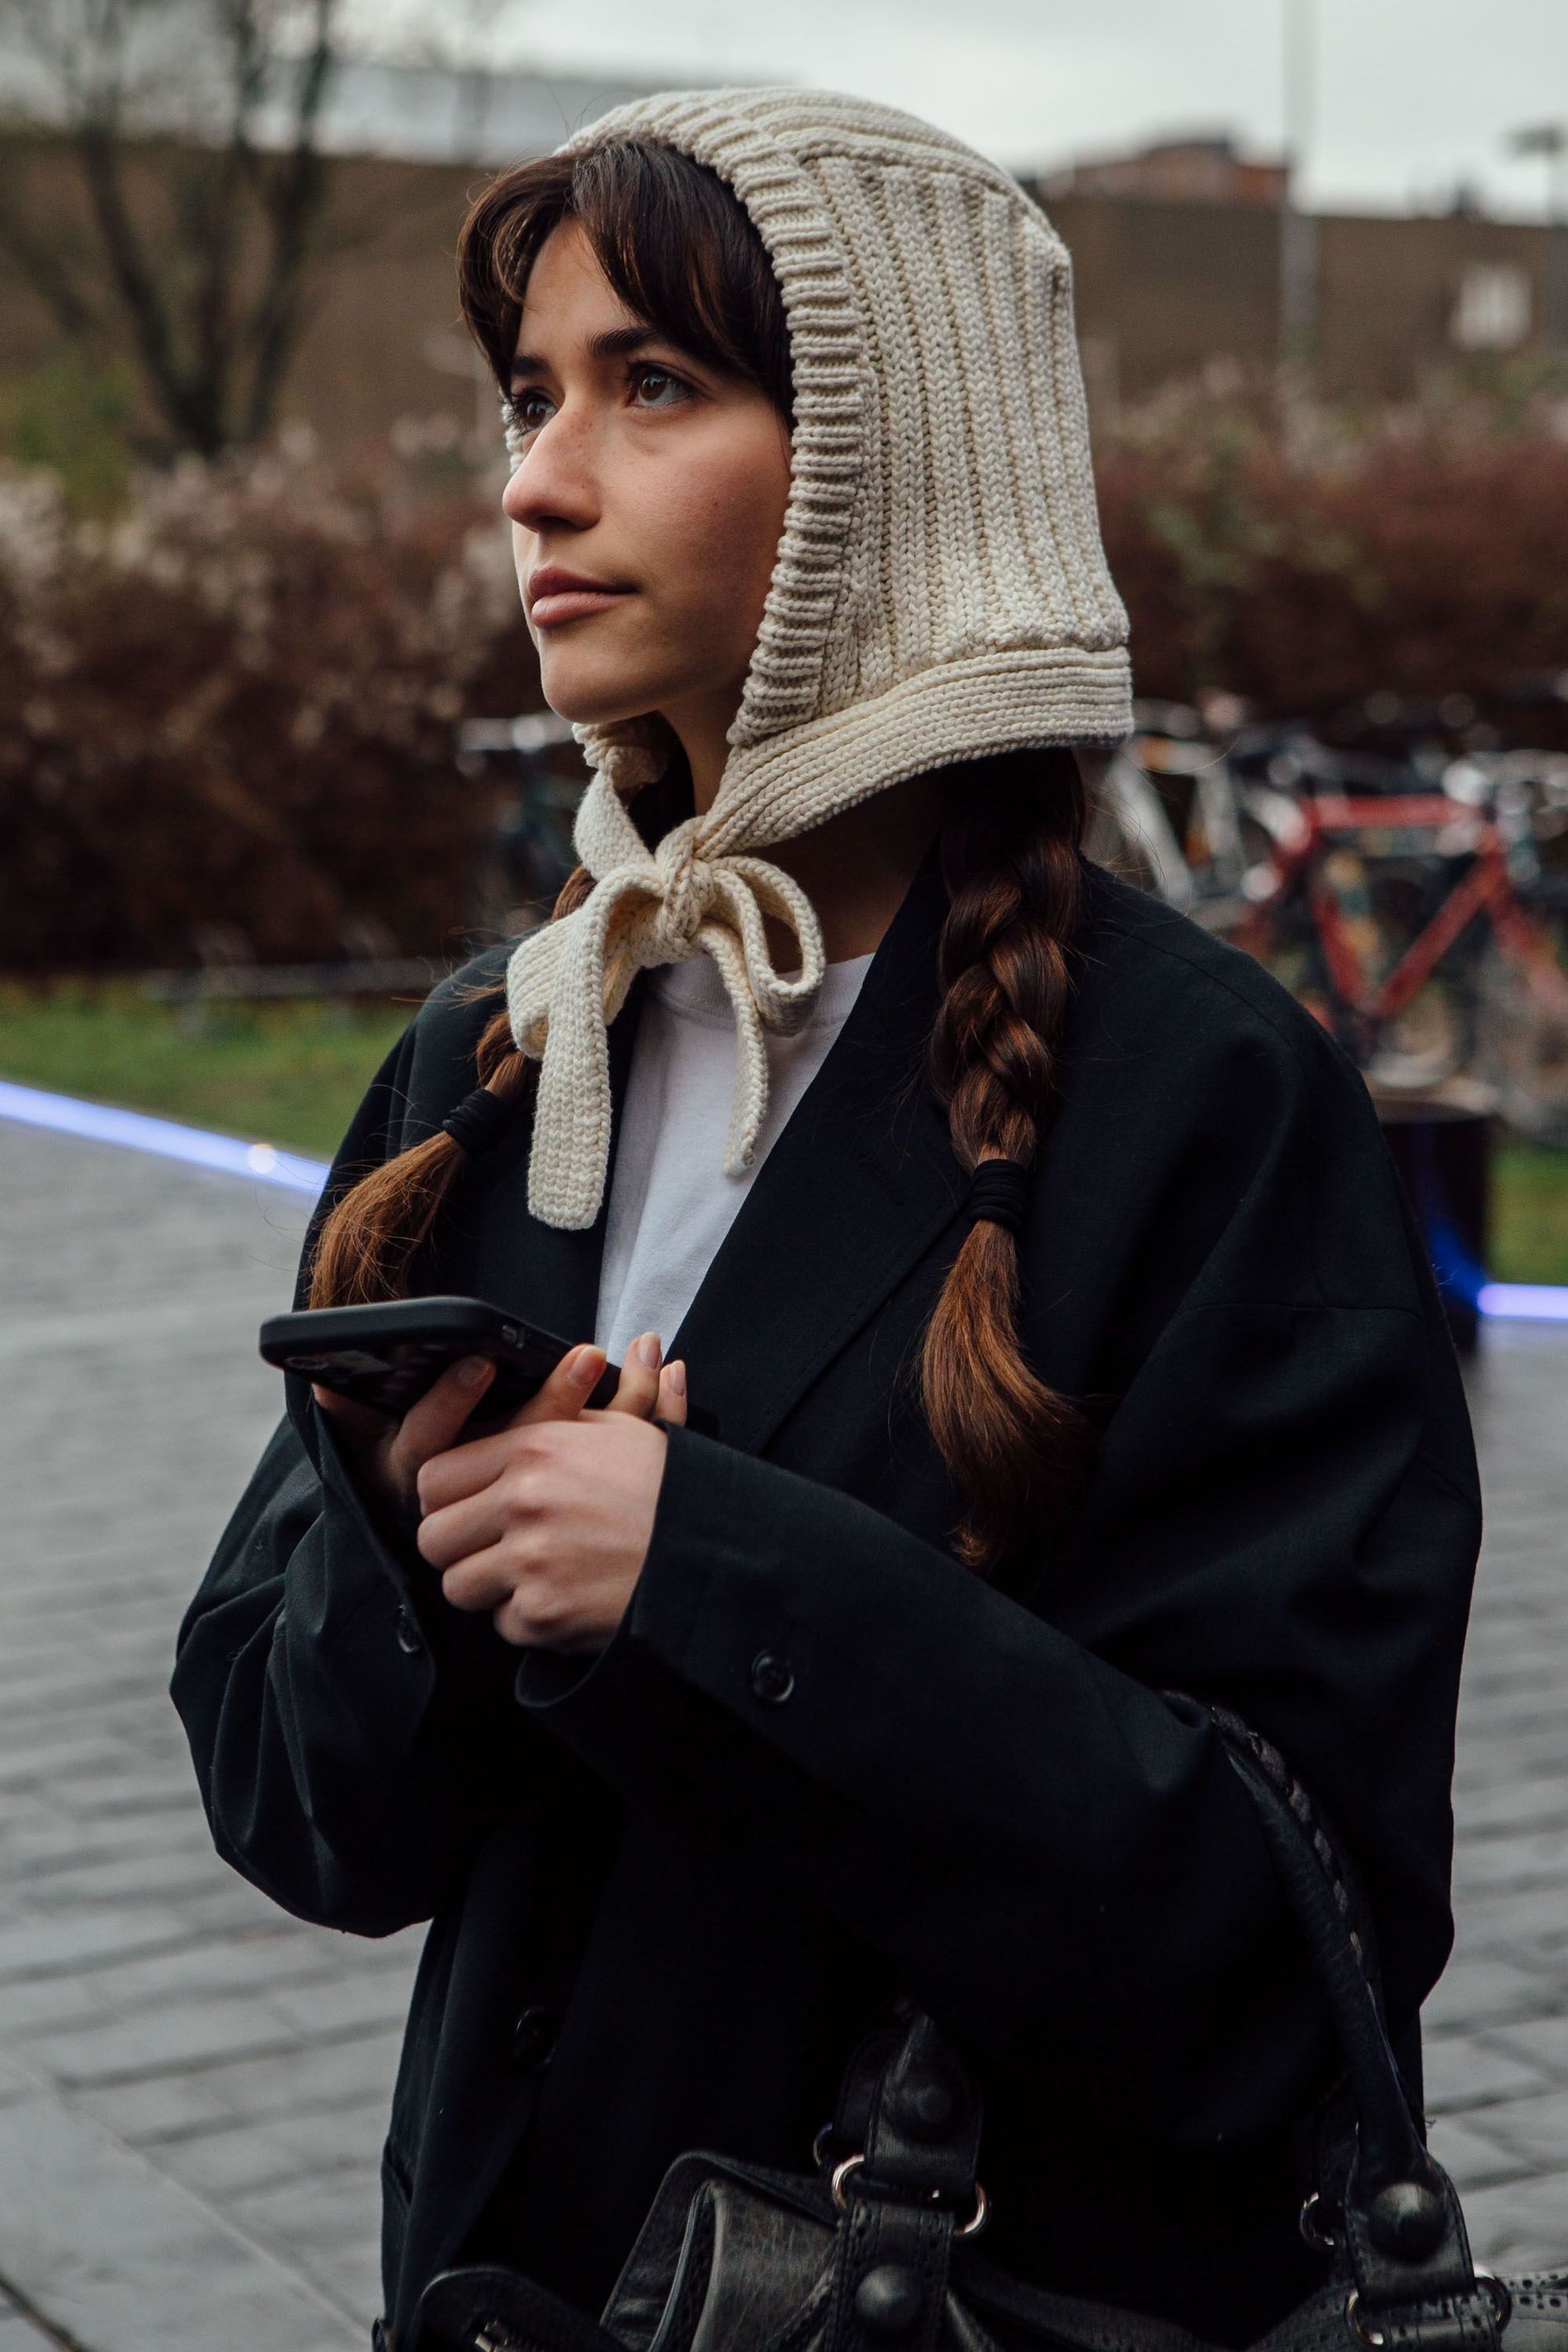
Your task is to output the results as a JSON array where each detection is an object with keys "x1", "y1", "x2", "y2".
[{"x1": 502, "y1": 219, "x2": 793, "y2": 760}]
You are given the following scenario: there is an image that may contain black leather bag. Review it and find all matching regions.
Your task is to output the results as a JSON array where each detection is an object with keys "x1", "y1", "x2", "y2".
[{"x1": 414, "y1": 1711, "x2": 1568, "y2": 2352}]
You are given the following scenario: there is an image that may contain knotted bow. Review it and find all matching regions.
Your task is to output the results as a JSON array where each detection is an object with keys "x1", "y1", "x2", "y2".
[{"x1": 505, "y1": 770, "x2": 827, "y2": 1228}]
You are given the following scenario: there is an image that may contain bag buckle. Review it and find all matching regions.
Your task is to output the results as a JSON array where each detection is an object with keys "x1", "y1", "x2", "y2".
[
  {"x1": 829, "y1": 2151, "x2": 989, "y2": 2238},
  {"x1": 1344, "y1": 2271, "x2": 1512, "y2": 2348}
]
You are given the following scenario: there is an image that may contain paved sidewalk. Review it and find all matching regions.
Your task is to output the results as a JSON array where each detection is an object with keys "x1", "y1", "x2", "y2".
[
  {"x1": 0, "y1": 1112, "x2": 1564, "y2": 2350},
  {"x1": 0, "y1": 1121, "x2": 412, "y2": 2350},
  {"x1": 1425, "y1": 1324, "x2": 1568, "y2": 2265}
]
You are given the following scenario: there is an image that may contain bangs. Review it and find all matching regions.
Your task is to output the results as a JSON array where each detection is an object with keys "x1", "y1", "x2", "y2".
[{"x1": 456, "y1": 139, "x2": 794, "y2": 427}]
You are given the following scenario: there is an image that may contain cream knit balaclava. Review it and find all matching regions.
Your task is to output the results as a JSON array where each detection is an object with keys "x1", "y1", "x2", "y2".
[{"x1": 503, "y1": 88, "x2": 1132, "y2": 1229}]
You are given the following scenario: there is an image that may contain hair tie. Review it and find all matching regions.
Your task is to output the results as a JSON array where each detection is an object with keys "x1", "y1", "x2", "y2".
[
  {"x1": 439, "y1": 1086, "x2": 514, "y2": 1159},
  {"x1": 967, "y1": 1158, "x2": 1030, "y2": 1237}
]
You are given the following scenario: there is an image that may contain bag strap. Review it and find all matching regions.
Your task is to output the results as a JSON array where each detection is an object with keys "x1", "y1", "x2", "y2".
[
  {"x1": 1202, "y1": 1712, "x2": 1500, "y2": 2341},
  {"x1": 838, "y1": 1700, "x2": 1502, "y2": 2345}
]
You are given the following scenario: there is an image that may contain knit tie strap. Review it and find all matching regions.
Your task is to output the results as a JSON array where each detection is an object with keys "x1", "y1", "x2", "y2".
[{"x1": 505, "y1": 775, "x2": 827, "y2": 1229}]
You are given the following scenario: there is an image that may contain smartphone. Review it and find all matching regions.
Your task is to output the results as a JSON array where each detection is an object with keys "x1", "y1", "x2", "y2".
[{"x1": 260, "y1": 1292, "x2": 719, "y2": 1448}]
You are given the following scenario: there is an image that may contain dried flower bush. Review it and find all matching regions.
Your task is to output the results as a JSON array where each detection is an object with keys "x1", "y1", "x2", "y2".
[
  {"x1": 1095, "y1": 374, "x2": 1568, "y2": 743},
  {"x1": 0, "y1": 443, "x2": 535, "y2": 971}
]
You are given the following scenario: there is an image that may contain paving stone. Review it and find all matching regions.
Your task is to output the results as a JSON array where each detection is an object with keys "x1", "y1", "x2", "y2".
[
  {"x1": 262, "y1": 1965, "x2": 418, "y2": 2040},
  {"x1": 0, "y1": 1910, "x2": 191, "y2": 1985},
  {"x1": 76, "y1": 1923, "x2": 338, "y2": 2001},
  {"x1": 1451, "y1": 1778, "x2": 1568, "y2": 1839},
  {"x1": 1489, "y1": 2016, "x2": 1568, "y2": 2076},
  {"x1": 1460, "y1": 2086, "x2": 1568, "y2": 2174},
  {"x1": 0, "y1": 2079, "x2": 359, "y2": 2349},
  {"x1": 1453, "y1": 1829, "x2": 1568, "y2": 1895},
  {"x1": 0, "y1": 1976, "x2": 105, "y2": 2040},
  {"x1": 1423, "y1": 2030, "x2": 1551, "y2": 2114},
  {"x1": 1425, "y1": 2109, "x2": 1538, "y2": 2190},
  {"x1": 1457, "y1": 2168, "x2": 1568, "y2": 2274},
  {"x1": 13, "y1": 1846, "x2": 242, "y2": 1910},
  {"x1": 73, "y1": 2069, "x2": 240, "y2": 2147},
  {"x1": 25, "y1": 1996, "x2": 311, "y2": 2089},
  {"x1": 228, "y1": 2169, "x2": 387, "y2": 2326},
  {"x1": 1419, "y1": 1955, "x2": 1556, "y2": 2037},
  {"x1": 191, "y1": 2025, "x2": 409, "y2": 2125}
]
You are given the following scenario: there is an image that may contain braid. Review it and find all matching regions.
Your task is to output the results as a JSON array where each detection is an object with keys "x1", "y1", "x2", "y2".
[
  {"x1": 919, "y1": 749, "x2": 1094, "y2": 1575},
  {"x1": 305, "y1": 862, "x2": 594, "y2": 1309}
]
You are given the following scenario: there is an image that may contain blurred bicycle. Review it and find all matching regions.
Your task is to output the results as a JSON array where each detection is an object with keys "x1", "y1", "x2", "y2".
[{"x1": 1090, "y1": 708, "x2": 1568, "y2": 1140}]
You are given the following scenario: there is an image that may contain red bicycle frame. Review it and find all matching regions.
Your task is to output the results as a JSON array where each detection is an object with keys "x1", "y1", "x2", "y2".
[{"x1": 1240, "y1": 794, "x2": 1568, "y2": 1032}]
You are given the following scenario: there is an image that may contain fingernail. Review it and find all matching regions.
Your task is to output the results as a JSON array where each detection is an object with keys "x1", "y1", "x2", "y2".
[
  {"x1": 635, "y1": 1332, "x2": 663, "y2": 1369},
  {"x1": 457, "y1": 1356, "x2": 494, "y2": 1389},
  {"x1": 569, "y1": 1345, "x2": 604, "y2": 1386},
  {"x1": 665, "y1": 1359, "x2": 687, "y2": 1398}
]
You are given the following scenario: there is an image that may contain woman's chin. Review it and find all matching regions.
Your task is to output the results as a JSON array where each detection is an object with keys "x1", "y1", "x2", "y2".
[{"x1": 536, "y1": 666, "x2": 663, "y2": 733}]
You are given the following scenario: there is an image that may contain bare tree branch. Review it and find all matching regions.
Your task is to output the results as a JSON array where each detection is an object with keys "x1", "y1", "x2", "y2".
[
  {"x1": 1, "y1": 0, "x2": 342, "y2": 456},
  {"x1": 241, "y1": 0, "x2": 335, "y2": 441}
]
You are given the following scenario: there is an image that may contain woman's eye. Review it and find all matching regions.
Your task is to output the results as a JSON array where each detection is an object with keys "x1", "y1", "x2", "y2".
[
  {"x1": 631, "y1": 366, "x2": 691, "y2": 410},
  {"x1": 511, "y1": 391, "x2": 553, "y2": 432}
]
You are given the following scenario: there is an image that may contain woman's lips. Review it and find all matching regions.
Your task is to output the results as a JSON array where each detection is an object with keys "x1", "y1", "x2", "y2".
[{"x1": 527, "y1": 573, "x2": 633, "y2": 630}]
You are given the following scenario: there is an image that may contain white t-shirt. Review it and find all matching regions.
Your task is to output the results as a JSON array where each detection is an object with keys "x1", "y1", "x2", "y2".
[{"x1": 594, "y1": 949, "x2": 875, "y2": 1369}]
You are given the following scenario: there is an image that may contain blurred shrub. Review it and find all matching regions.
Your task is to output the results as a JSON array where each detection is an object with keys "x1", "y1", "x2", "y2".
[
  {"x1": 0, "y1": 442, "x2": 535, "y2": 971},
  {"x1": 1096, "y1": 376, "x2": 1568, "y2": 740}
]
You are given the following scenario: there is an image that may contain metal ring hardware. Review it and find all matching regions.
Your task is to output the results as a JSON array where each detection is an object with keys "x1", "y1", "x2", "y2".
[
  {"x1": 1346, "y1": 2273, "x2": 1511, "y2": 2350},
  {"x1": 812, "y1": 2123, "x2": 836, "y2": 2172},
  {"x1": 829, "y1": 2151, "x2": 989, "y2": 2237},
  {"x1": 1476, "y1": 2273, "x2": 1514, "y2": 2329},
  {"x1": 1299, "y1": 2191, "x2": 1339, "y2": 2251},
  {"x1": 956, "y1": 2180, "x2": 990, "y2": 2238}
]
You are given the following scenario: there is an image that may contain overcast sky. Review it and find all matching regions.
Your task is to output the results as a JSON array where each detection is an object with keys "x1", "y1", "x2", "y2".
[{"x1": 352, "y1": 0, "x2": 1568, "y2": 219}]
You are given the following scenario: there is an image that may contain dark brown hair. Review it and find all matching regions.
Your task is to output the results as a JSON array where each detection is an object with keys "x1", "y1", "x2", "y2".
[
  {"x1": 309, "y1": 139, "x2": 1092, "y2": 1574},
  {"x1": 457, "y1": 138, "x2": 794, "y2": 425}
]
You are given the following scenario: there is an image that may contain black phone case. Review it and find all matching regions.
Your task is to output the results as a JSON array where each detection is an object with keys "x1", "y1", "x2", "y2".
[
  {"x1": 259, "y1": 1295, "x2": 716, "y2": 1436},
  {"x1": 260, "y1": 1297, "x2": 618, "y2": 1421}
]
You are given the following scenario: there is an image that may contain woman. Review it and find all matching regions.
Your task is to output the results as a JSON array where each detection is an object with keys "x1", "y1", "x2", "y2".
[{"x1": 172, "y1": 92, "x2": 1481, "y2": 2352}]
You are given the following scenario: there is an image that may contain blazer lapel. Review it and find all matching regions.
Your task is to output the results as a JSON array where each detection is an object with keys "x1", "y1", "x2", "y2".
[{"x1": 667, "y1": 843, "x2": 964, "y2": 1456}]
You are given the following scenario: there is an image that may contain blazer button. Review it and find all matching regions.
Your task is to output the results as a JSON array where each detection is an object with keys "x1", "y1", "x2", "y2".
[
  {"x1": 749, "y1": 1651, "x2": 795, "y2": 1703},
  {"x1": 512, "y1": 2001, "x2": 560, "y2": 2070},
  {"x1": 394, "y1": 1605, "x2": 423, "y2": 1656}
]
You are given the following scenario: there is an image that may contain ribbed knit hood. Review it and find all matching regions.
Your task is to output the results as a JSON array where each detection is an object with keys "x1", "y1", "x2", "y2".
[{"x1": 503, "y1": 88, "x2": 1132, "y2": 1229}]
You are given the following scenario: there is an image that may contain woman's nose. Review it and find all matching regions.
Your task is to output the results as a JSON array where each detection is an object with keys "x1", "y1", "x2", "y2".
[{"x1": 502, "y1": 413, "x2": 600, "y2": 536}]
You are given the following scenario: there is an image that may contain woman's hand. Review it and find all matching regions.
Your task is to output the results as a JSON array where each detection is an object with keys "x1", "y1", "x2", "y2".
[
  {"x1": 413, "y1": 1338, "x2": 687, "y2": 1651},
  {"x1": 312, "y1": 1331, "x2": 684, "y2": 1532}
]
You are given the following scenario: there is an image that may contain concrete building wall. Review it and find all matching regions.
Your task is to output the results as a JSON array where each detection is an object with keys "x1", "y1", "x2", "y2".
[{"x1": 0, "y1": 134, "x2": 1560, "y2": 457}]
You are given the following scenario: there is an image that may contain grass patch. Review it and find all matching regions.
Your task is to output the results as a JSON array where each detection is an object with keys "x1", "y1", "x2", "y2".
[
  {"x1": 0, "y1": 981, "x2": 414, "y2": 1159},
  {"x1": 1490, "y1": 1142, "x2": 1568, "y2": 1287}
]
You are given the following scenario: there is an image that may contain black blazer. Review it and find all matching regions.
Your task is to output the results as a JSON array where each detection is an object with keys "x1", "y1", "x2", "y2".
[{"x1": 171, "y1": 848, "x2": 1481, "y2": 2350}]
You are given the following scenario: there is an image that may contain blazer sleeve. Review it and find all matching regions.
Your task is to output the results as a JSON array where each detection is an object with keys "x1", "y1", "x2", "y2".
[
  {"x1": 170, "y1": 1006, "x2": 534, "y2": 1936},
  {"x1": 508, "y1": 1000, "x2": 1481, "y2": 2152}
]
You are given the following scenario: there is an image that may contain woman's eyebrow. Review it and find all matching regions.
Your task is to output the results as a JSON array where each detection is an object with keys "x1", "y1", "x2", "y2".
[{"x1": 508, "y1": 324, "x2": 664, "y2": 390}]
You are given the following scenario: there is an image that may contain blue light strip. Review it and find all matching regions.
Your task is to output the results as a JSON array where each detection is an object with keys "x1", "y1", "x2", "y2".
[
  {"x1": 1478, "y1": 1282, "x2": 1568, "y2": 1324},
  {"x1": 0, "y1": 1079, "x2": 329, "y2": 1197}
]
